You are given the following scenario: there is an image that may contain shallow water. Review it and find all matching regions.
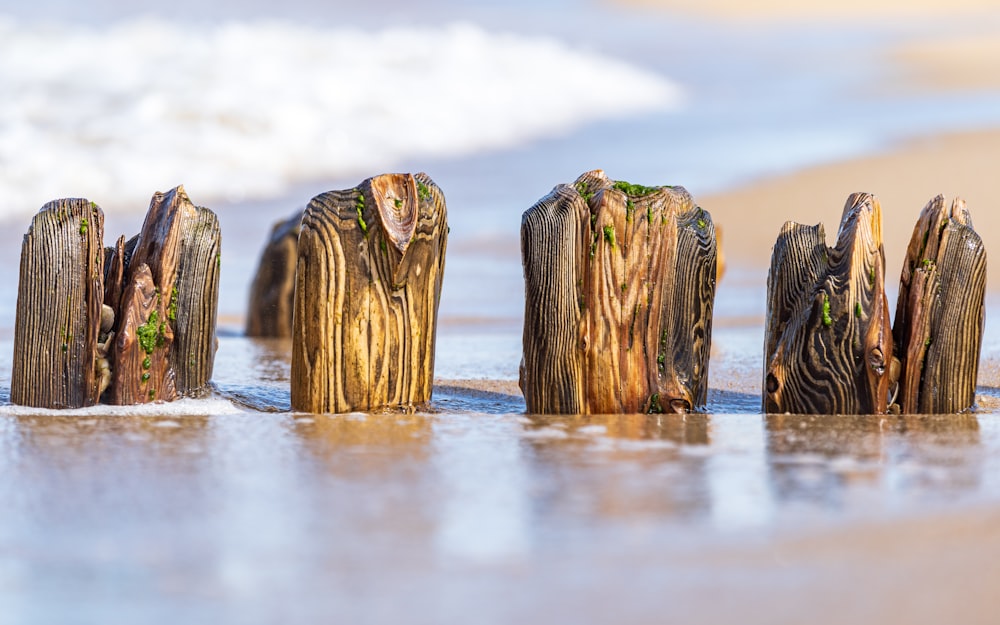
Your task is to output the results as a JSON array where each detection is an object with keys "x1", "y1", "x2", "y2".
[{"x1": 2, "y1": 328, "x2": 1000, "y2": 623}]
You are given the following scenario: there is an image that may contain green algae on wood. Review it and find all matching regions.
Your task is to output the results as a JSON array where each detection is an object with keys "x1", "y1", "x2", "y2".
[
  {"x1": 893, "y1": 195, "x2": 985, "y2": 414},
  {"x1": 12, "y1": 199, "x2": 106, "y2": 408},
  {"x1": 763, "y1": 193, "x2": 895, "y2": 415},
  {"x1": 109, "y1": 186, "x2": 220, "y2": 404},
  {"x1": 13, "y1": 187, "x2": 220, "y2": 409},
  {"x1": 520, "y1": 169, "x2": 717, "y2": 415},
  {"x1": 291, "y1": 172, "x2": 448, "y2": 413}
]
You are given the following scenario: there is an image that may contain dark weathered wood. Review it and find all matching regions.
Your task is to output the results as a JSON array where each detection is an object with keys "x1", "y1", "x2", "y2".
[
  {"x1": 519, "y1": 169, "x2": 717, "y2": 415},
  {"x1": 170, "y1": 205, "x2": 221, "y2": 395},
  {"x1": 112, "y1": 261, "x2": 177, "y2": 404},
  {"x1": 12, "y1": 199, "x2": 106, "y2": 408},
  {"x1": 108, "y1": 186, "x2": 220, "y2": 404},
  {"x1": 291, "y1": 172, "x2": 448, "y2": 413},
  {"x1": 103, "y1": 235, "x2": 126, "y2": 313},
  {"x1": 246, "y1": 209, "x2": 303, "y2": 338},
  {"x1": 13, "y1": 187, "x2": 219, "y2": 408},
  {"x1": 763, "y1": 193, "x2": 895, "y2": 414},
  {"x1": 893, "y1": 196, "x2": 985, "y2": 414}
]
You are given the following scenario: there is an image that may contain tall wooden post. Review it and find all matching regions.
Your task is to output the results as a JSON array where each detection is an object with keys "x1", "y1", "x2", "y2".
[
  {"x1": 763, "y1": 193, "x2": 895, "y2": 414},
  {"x1": 519, "y1": 169, "x2": 717, "y2": 415},
  {"x1": 893, "y1": 196, "x2": 985, "y2": 414},
  {"x1": 291, "y1": 173, "x2": 448, "y2": 413},
  {"x1": 109, "y1": 186, "x2": 221, "y2": 403},
  {"x1": 246, "y1": 209, "x2": 303, "y2": 338},
  {"x1": 12, "y1": 199, "x2": 106, "y2": 408}
]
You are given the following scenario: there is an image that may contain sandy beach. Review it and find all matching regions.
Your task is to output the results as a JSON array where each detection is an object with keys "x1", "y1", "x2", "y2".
[{"x1": 701, "y1": 128, "x2": 1000, "y2": 288}]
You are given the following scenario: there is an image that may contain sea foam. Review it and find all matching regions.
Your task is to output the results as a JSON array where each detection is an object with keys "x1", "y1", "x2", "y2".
[
  {"x1": 0, "y1": 396, "x2": 247, "y2": 417},
  {"x1": 0, "y1": 17, "x2": 682, "y2": 218}
]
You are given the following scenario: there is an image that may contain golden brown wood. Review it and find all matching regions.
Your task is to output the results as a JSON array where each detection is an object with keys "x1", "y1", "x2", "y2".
[
  {"x1": 893, "y1": 196, "x2": 985, "y2": 414},
  {"x1": 109, "y1": 186, "x2": 220, "y2": 404},
  {"x1": 12, "y1": 199, "x2": 106, "y2": 408},
  {"x1": 13, "y1": 187, "x2": 219, "y2": 408},
  {"x1": 112, "y1": 261, "x2": 177, "y2": 404},
  {"x1": 519, "y1": 169, "x2": 717, "y2": 415},
  {"x1": 291, "y1": 173, "x2": 448, "y2": 413},
  {"x1": 763, "y1": 193, "x2": 895, "y2": 414},
  {"x1": 246, "y1": 209, "x2": 303, "y2": 337}
]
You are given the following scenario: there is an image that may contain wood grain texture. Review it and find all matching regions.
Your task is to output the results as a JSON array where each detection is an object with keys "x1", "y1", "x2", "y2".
[
  {"x1": 519, "y1": 169, "x2": 717, "y2": 415},
  {"x1": 108, "y1": 186, "x2": 220, "y2": 404},
  {"x1": 764, "y1": 193, "x2": 895, "y2": 414},
  {"x1": 291, "y1": 173, "x2": 448, "y2": 413},
  {"x1": 246, "y1": 209, "x2": 303, "y2": 337},
  {"x1": 170, "y1": 205, "x2": 221, "y2": 395},
  {"x1": 893, "y1": 196, "x2": 985, "y2": 414},
  {"x1": 12, "y1": 199, "x2": 105, "y2": 408}
]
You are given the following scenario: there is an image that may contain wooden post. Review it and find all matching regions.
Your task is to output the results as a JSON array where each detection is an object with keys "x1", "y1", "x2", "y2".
[
  {"x1": 519, "y1": 169, "x2": 717, "y2": 415},
  {"x1": 246, "y1": 209, "x2": 303, "y2": 338},
  {"x1": 763, "y1": 193, "x2": 895, "y2": 414},
  {"x1": 108, "y1": 186, "x2": 221, "y2": 403},
  {"x1": 893, "y1": 196, "x2": 985, "y2": 414},
  {"x1": 12, "y1": 186, "x2": 220, "y2": 408},
  {"x1": 12, "y1": 199, "x2": 106, "y2": 408},
  {"x1": 171, "y1": 204, "x2": 221, "y2": 395},
  {"x1": 291, "y1": 173, "x2": 448, "y2": 413}
]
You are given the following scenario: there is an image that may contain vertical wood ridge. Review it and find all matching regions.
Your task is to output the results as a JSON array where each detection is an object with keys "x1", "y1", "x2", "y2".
[
  {"x1": 246, "y1": 209, "x2": 303, "y2": 337},
  {"x1": 291, "y1": 173, "x2": 447, "y2": 413},
  {"x1": 13, "y1": 187, "x2": 220, "y2": 408},
  {"x1": 171, "y1": 206, "x2": 221, "y2": 395},
  {"x1": 520, "y1": 170, "x2": 717, "y2": 415},
  {"x1": 764, "y1": 193, "x2": 892, "y2": 414},
  {"x1": 12, "y1": 199, "x2": 105, "y2": 408},
  {"x1": 894, "y1": 195, "x2": 985, "y2": 414}
]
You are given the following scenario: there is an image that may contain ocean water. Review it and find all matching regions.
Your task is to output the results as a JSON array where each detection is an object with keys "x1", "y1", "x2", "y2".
[{"x1": 4, "y1": 2, "x2": 1000, "y2": 622}]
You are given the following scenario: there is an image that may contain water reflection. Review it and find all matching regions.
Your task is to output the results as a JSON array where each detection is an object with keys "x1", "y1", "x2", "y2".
[
  {"x1": 765, "y1": 414, "x2": 982, "y2": 510},
  {"x1": 292, "y1": 412, "x2": 433, "y2": 477},
  {"x1": 519, "y1": 413, "x2": 713, "y2": 524},
  {"x1": 0, "y1": 413, "x2": 218, "y2": 623},
  {"x1": 213, "y1": 336, "x2": 292, "y2": 411}
]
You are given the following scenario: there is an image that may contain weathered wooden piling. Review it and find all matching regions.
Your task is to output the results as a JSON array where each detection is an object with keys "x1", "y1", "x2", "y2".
[
  {"x1": 893, "y1": 196, "x2": 985, "y2": 414},
  {"x1": 12, "y1": 199, "x2": 106, "y2": 408},
  {"x1": 109, "y1": 186, "x2": 221, "y2": 403},
  {"x1": 170, "y1": 204, "x2": 221, "y2": 395},
  {"x1": 290, "y1": 173, "x2": 448, "y2": 413},
  {"x1": 246, "y1": 209, "x2": 303, "y2": 338},
  {"x1": 519, "y1": 169, "x2": 717, "y2": 415},
  {"x1": 763, "y1": 193, "x2": 894, "y2": 415},
  {"x1": 12, "y1": 186, "x2": 220, "y2": 408}
]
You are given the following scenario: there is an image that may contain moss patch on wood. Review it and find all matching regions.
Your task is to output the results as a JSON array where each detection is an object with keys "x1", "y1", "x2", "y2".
[{"x1": 612, "y1": 180, "x2": 660, "y2": 196}]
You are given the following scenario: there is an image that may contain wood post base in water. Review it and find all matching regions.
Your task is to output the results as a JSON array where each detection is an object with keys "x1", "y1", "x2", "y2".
[
  {"x1": 519, "y1": 170, "x2": 717, "y2": 415},
  {"x1": 12, "y1": 186, "x2": 221, "y2": 408},
  {"x1": 290, "y1": 173, "x2": 448, "y2": 414},
  {"x1": 764, "y1": 193, "x2": 985, "y2": 415}
]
